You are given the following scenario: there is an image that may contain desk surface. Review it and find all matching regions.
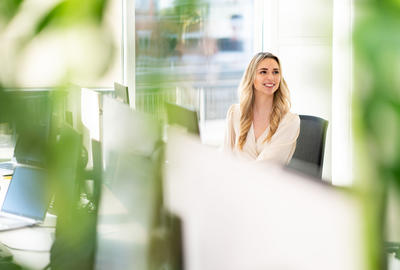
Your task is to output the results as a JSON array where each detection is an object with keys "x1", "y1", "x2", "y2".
[
  {"x1": 0, "y1": 183, "x2": 151, "y2": 270},
  {"x1": 0, "y1": 143, "x2": 52, "y2": 269},
  {"x1": 0, "y1": 216, "x2": 55, "y2": 270}
]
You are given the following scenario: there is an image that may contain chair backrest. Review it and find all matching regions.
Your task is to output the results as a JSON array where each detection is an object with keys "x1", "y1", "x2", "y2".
[{"x1": 288, "y1": 115, "x2": 328, "y2": 179}]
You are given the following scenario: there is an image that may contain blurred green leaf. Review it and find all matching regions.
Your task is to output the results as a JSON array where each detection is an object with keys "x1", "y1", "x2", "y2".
[
  {"x1": 353, "y1": 1, "x2": 400, "y2": 269},
  {"x1": 35, "y1": 1, "x2": 65, "y2": 34},
  {"x1": 0, "y1": 0, "x2": 23, "y2": 24},
  {"x1": 35, "y1": 0, "x2": 108, "y2": 34}
]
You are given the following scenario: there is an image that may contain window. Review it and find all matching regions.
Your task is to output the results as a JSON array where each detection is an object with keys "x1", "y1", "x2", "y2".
[{"x1": 134, "y1": 0, "x2": 255, "y2": 145}]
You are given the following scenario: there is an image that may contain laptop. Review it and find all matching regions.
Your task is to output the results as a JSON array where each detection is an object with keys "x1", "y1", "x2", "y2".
[
  {"x1": 0, "y1": 129, "x2": 48, "y2": 175},
  {"x1": 0, "y1": 166, "x2": 51, "y2": 231}
]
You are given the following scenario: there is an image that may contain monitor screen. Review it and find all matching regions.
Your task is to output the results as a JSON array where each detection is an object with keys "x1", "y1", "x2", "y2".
[
  {"x1": 165, "y1": 102, "x2": 200, "y2": 135},
  {"x1": 10, "y1": 90, "x2": 61, "y2": 167},
  {"x1": 14, "y1": 129, "x2": 49, "y2": 166},
  {"x1": 114, "y1": 82, "x2": 130, "y2": 105},
  {"x1": 2, "y1": 166, "x2": 50, "y2": 220}
]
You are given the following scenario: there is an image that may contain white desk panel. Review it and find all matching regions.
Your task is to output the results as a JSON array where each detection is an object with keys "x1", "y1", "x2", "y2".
[{"x1": 164, "y1": 128, "x2": 366, "y2": 270}]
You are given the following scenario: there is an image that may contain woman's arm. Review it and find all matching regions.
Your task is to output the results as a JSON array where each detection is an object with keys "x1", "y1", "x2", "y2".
[{"x1": 223, "y1": 104, "x2": 238, "y2": 152}]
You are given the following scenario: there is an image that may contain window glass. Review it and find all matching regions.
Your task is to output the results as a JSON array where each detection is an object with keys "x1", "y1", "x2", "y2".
[{"x1": 135, "y1": 0, "x2": 254, "y2": 141}]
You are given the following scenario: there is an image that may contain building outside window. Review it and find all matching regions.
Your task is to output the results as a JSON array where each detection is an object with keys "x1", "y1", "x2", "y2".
[{"x1": 134, "y1": 0, "x2": 254, "y2": 145}]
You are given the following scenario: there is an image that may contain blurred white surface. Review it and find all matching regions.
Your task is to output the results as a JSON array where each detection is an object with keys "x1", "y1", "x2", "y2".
[
  {"x1": 389, "y1": 254, "x2": 400, "y2": 270},
  {"x1": 200, "y1": 119, "x2": 225, "y2": 147},
  {"x1": 0, "y1": 226, "x2": 53, "y2": 270},
  {"x1": 0, "y1": 134, "x2": 14, "y2": 161},
  {"x1": 164, "y1": 128, "x2": 365, "y2": 270}
]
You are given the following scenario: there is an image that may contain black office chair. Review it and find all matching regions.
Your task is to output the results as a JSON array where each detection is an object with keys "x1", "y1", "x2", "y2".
[{"x1": 288, "y1": 115, "x2": 328, "y2": 179}]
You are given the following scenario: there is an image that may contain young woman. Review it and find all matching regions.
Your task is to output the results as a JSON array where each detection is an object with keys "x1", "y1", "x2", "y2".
[{"x1": 224, "y1": 52, "x2": 300, "y2": 164}]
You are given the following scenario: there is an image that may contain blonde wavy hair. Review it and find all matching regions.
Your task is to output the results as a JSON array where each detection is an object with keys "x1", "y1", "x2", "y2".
[{"x1": 238, "y1": 52, "x2": 291, "y2": 150}]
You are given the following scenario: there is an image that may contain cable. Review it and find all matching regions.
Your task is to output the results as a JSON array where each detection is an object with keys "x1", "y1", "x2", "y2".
[
  {"x1": 1, "y1": 242, "x2": 50, "y2": 253},
  {"x1": 36, "y1": 225, "x2": 56, "y2": 229}
]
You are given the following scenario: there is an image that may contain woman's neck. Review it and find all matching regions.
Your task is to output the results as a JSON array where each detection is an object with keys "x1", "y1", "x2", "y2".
[
  {"x1": 252, "y1": 92, "x2": 274, "y2": 140},
  {"x1": 253, "y1": 92, "x2": 274, "y2": 117}
]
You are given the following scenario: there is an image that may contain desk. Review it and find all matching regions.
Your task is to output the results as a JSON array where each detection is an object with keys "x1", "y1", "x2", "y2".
[
  {"x1": 0, "y1": 179, "x2": 145, "y2": 270},
  {"x1": 0, "y1": 214, "x2": 55, "y2": 270},
  {"x1": 0, "y1": 128, "x2": 397, "y2": 270}
]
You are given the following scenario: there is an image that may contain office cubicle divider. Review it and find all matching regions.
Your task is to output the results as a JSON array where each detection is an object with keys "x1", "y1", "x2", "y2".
[{"x1": 95, "y1": 96, "x2": 168, "y2": 270}]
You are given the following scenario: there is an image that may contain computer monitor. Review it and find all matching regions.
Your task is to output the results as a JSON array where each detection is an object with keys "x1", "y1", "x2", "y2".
[
  {"x1": 165, "y1": 102, "x2": 200, "y2": 135},
  {"x1": 64, "y1": 87, "x2": 100, "y2": 169},
  {"x1": 81, "y1": 88, "x2": 101, "y2": 142},
  {"x1": 95, "y1": 96, "x2": 164, "y2": 269},
  {"x1": 114, "y1": 82, "x2": 130, "y2": 105},
  {"x1": 64, "y1": 85, "x2": 85, "y2": 133},
  {"x1": 2, "y1": 166, "x2": 51, "y2": 221},
  {"x1": 7, "y1": 90, "x2": 63, "y2": 167},
  {"x1": 9, "y1": 91, "x2": 52, "y2": 133}
]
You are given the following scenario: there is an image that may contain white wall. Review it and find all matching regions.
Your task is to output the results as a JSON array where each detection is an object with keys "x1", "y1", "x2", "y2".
[
  {"x1": 331, "y1": 0, "x2": 353, "y2": 186},
  {"x1": 123, "y1": 0, "x2": 136, "y2": 108},
  {"x1": 259, "y1": 0, "x2": 333, "y2": 181}
]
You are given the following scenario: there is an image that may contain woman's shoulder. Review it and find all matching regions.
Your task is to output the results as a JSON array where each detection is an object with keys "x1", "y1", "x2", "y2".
[
  {"x1": 271, "y1": 111, "x2": 300, "y2": 142},
  {"x1": 227, "y1": 103, "x2": 240, "y2": 119},
  {"x1": 280, "y1": 111, "x2": 300, "y2": 129},
  {"x1": 228, "y1": 103, "x2": 240, "y2": 113}
]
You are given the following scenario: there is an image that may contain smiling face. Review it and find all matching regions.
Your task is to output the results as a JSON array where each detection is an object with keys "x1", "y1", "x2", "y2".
[{"x1": 253, "y1": 58, "x2": 281, "y2": 96}]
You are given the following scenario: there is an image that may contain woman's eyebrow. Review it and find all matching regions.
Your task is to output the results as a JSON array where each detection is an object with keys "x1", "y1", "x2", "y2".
[{"x1": 257, "y1": 68, "x2": 279, "y2": 71}]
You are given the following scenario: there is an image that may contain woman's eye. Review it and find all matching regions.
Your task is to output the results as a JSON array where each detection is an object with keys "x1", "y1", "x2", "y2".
[
  {"x1": 273, "y1": 71, "x2": 280, "y2": 75},
  {"x1": 260, "y1": 71, "x2": 266, "y2": 74}
]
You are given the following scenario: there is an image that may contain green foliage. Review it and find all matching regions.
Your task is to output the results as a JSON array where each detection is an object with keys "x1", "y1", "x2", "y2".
[
  {"x1": 139, "y1": 0, "x2": 208, "y2": 59},
  {"x1": 35, "y1": 0, "x2": 108, "y2": 34},
  {"x1": 0, "y1": 1, "x2": 111, "y2": 268},
  {"x1": 353, "y1": 1, "x2": 400, "y2": 269},
  {"x1": 353, "y1": 2, "x2": 400, "y2": 186},
  {"x1": 173, "y1": 0, "x2": 207, "y2": 22},
  {"x1": 136, "y1": 0, "x2": 209, "y2": 118},
  {"x1": 0, "y1": 0, "x2": 23, "y2": 25}
]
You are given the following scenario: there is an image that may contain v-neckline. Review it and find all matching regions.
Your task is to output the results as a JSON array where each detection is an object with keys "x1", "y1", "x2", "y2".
[{"x1": 251, "y1": 122, "x2": 270, "y2": 143}]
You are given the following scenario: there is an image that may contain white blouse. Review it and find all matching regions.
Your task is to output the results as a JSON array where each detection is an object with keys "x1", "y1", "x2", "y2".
[{"x1": 223, "y1": 104, "x2": 300, "y2": 164}]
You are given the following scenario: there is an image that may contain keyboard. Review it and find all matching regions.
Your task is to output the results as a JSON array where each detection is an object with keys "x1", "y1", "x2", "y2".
[
  {"x1": 0, "y1": 162, "x2": 15, "y2": 175},
  {"x1": 0, "y1": 217, "x2": 32, "y2": 231},
  {"x1": 0, "y1": 163, "x2": 14, "y2": 170}
]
